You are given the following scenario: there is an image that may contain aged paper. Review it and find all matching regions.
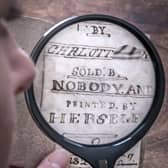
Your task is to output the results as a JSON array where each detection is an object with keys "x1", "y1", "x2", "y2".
[
  {"x1": 36, "y1": 20, "x2": 155, "y2": 167},
  {"x1": 55, "y1": 142, "x2": 141, "y2": 168}
]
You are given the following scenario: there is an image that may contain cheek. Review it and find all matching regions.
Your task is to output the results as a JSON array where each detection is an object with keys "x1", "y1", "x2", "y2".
[
  {"x1": 10, "y1": 48, "x2": 36, "y2": 94},
  {"x1": 0, "y1": 55, "x2": 16, "y2": 160},
  {"x1": 0, "y1": 54, "x2": 16, "y2": 126},
  {"x1": 0, "y1": 22, "x2": 35, "y2": 94},
  {"x1": 1, "y1": 37, "x2": 36, "y2": 94}
]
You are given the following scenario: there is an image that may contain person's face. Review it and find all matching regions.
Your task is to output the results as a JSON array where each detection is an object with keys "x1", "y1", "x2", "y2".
[{"x1": 0, "y1": 0, "x2": 35, "y2": 167}]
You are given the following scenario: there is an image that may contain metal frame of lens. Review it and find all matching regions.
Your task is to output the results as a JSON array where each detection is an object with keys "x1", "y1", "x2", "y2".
[{"x1": 25, "y1": 14, "x2": 165, "y2": 168}]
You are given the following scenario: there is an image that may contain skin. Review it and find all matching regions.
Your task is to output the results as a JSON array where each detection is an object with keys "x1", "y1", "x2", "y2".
[{"x1": 0, "y1": 0, "x2": 70, "y2": 167}]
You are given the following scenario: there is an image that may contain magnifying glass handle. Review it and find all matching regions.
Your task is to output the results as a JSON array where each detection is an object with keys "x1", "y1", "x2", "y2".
[{"x1": 93, "y1": 159, "x2": 116, "y2": 168}]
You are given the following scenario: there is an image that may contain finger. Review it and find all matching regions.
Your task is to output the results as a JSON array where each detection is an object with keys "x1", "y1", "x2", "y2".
[{"x1": 37, "y1": 149, "x2": 70, "y2": 168}]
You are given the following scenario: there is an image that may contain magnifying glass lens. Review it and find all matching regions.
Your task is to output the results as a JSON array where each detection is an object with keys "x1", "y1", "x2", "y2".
[{"x1": 34, "y1": 20, "x2": 155, "y2": 145}]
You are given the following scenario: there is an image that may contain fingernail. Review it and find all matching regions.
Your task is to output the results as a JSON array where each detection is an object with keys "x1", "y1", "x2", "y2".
[
  {"x1": 47, "y1": 149, "x2": 70, "y2": 167},
  {"x1": 50, "y1": 163, "x2": 60, "y2": 168}
]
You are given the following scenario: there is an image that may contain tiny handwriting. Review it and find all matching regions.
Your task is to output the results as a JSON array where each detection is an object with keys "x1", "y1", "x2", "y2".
[
  {"x1": 116, "y1": 154, "x2": 138, "y2": 166},
  {"x1": 51, "y1": 80, "x2": 154, "y2": 98},
  {"x1": 116, "y1": 162, "x2": 138, "y2": 166},
  {"x1": 62, "y1": 133, "x2": 117, "y2": 145},
  {"x1": 69, "y1": 155, "x2": 138, "y2": 167},
  {"x1": 62, "y1": 133, "x2": 118, "y2": 145},
  {"x1": 70, "y1": 155, "x2": 89, "y2": 166},
  {"x1": 45, "y1": 42, "x2": 148, "y2": 60}
]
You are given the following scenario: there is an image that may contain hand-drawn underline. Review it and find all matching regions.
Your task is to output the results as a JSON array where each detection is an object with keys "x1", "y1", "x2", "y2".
[
  {"x1": 116, "y1": 163, "x2": 138, "y2": 166},
  {"x1": 51, "y1": 90, "x2": 153, "y2": 98},
  {"x1": 67, "y1": 75, "x2": 128, "y2": 81},
  {"x1": 62, "y1": 133, "x2": 118, "y2": 139}
]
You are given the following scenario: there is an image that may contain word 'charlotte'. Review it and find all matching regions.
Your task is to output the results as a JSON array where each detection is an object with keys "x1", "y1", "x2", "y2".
[{"x1": 46, "y1": 43, "x2": 148, "y2": 60}]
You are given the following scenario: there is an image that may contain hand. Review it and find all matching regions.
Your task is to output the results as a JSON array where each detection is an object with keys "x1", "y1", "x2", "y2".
[{"x1": 37, "y1": 149, "x2": 70, "y2": 168}]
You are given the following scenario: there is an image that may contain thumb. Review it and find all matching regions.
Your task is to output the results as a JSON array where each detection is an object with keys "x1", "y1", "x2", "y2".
[{"x1": 37, "y1": 149, "x2": 70, "y2": 168}]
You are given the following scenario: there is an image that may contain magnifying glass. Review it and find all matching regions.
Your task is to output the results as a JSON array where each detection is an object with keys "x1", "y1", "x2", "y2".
[{"x1": 25, "y1": 14, "x2": 165, "y2": 168}]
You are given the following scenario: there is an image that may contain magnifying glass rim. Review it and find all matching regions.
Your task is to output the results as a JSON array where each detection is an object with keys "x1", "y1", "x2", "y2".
[{"x1": 25, "y1": 14, "x2": 165, "y2": 151}]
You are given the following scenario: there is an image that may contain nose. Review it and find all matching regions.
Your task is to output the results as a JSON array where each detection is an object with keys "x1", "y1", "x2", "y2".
[
  {"x1": 0, "y1": 19, "x2": 36, "y2": 94},
  {"x1": 11, "y1": 47, "x2": 36, "y2": 94}
]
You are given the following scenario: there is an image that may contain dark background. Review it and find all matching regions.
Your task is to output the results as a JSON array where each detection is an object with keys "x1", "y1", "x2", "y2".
[{"x1": 17, "y1": 0, "x2": 168, "y2": 167}]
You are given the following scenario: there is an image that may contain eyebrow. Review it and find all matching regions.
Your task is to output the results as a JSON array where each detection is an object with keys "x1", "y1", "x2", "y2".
[{"x1": 5, "y1": 2, "x2": 23, "y2": 21}]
